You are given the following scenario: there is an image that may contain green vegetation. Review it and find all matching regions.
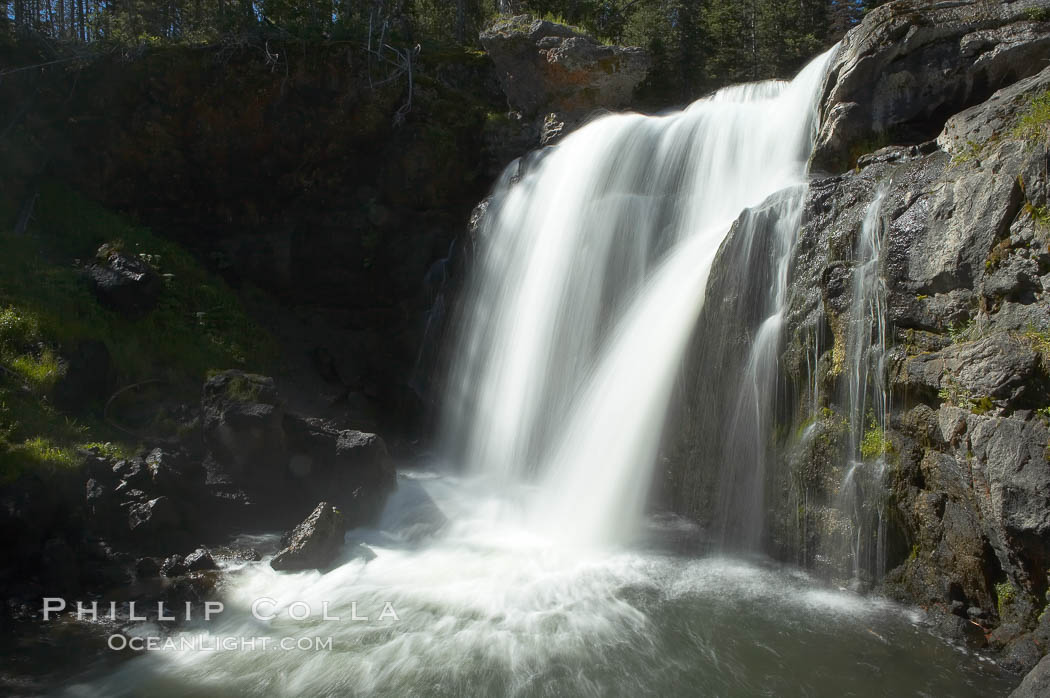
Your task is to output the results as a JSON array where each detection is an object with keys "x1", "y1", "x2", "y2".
[
  {"x1": 1025, "y1": 7, "x2": 1050, "y2": 22},
  {"x1": 937, "y1": 378, "x2": 993, "y2": 415},
  {"x1": 950, "y1": 139, "x2": 985, "y2": 167},
  {"x1": 0, "y1": 180, "x2": 274, "y2": 483},
  {"x1": 0, "y1": 1, "x2": 889, "y2": 105},
  {"x1": 1021, "y1": 323, "x2": 1050, "y2": 364},
  {"x1": 860, "y1": 416, "x2": 892, "y2": 461},
  {"x1": 1010, "y1": 89, "x2": 1050, "y2": 144},
  {"x1": 226, "y1": 375, "x2": 263, "y2": 403},
  {"x1": 996, "y1": 581, "x2": 1016, "y2": 618},
  {"x1": 947, "y1": 318, "x2": 978, "y2": 343}
]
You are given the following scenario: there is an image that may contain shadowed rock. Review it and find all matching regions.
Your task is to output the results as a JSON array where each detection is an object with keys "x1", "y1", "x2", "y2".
[{"x1": 270, "y1": 502, "x2": 346, "y2": 572}]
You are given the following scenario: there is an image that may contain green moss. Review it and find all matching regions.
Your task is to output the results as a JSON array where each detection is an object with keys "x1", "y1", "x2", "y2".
[
  {"x1": 996, "y1": 581, "x2": 1016, "y2": 618},
  {"x1": 226, "y1": 375, "x2": 262, "y2": 403},
  {"x1": 1025, "y1": 7, "x2": 1050, "y2": 22},
  {"x1": 971, "y1": 395, "x2": 995, "y2": 415}
]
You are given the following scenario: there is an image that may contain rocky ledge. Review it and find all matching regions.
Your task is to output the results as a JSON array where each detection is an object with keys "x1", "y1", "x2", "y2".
[
  {"x1": 1, "y1": 369, "x2": 396, "y2": 621},
  {"x1": 480, "y1": 14, "x2": 650, "y2": 147}
]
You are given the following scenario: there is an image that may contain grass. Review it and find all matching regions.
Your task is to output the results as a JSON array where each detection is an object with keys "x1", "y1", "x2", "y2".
[
  {"x1": 0, "y1": 180, "x2": 276, "y2": 483},
  {"x1": 1010, "y1": 89, "x2": 1050, "y2": 144},
  {"x1": 950, "y1": 139, "x2": 985, "y2": 167},
  {"x1": 1020, "y1": 323, "x2": 1050, "y2": 364},
  {"x1": 947, "y1": 318, "x2": 979, "y2": 343},
  {"x1": 0, "y1": 181, "x2": 275, "y2": 382}
]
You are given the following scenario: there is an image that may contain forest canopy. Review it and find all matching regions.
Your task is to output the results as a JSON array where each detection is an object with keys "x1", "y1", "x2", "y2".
[{"x1": 1, "y1": 1, "x2": 888, "y2": 101}]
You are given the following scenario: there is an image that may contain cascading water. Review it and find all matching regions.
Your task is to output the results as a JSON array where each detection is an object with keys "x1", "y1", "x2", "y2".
[
  {"x1": 838, "y1": 185, "x2": 892, "y2": 583},
  {"x1": 443, "y1": 51, "x2": 833, "y2": 545},
  {"x1": 67, "y1": 53, "x2": 1012, "y2": 698}
]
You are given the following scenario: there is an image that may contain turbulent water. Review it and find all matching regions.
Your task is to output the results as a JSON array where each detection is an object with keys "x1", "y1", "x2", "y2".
[
  {"x1": 68, "y1": 472, "x2": 1012, "y2": 697},
  {"x1": 66, "y1": 52, "x2": 1016, "y2": 696}
]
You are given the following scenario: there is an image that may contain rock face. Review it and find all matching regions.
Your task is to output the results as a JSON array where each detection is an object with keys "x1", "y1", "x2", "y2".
[
  {"x1": 480, "y1": 15, "x2": 650, "y2": 144},
  {"x1": 270, "y1": 502, "x2": 346, "y2": 572},
  {"x1": 201, "y1": 370, "x2": 396, "y2": 527},
  {"x1": 665, "y1": 0, "x2": 1050, "y2": 678},
  {"x1": 812, "y1": 0, "x2": 1050, "y2": 172},
  {"x1": 1011, "y1": 654, "x2": 1050, "y2": 697}
]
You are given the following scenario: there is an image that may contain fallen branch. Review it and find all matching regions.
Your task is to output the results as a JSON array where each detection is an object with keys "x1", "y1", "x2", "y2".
[{"x1": 103, "y1": 379, "x2": 169, "y2": 441}]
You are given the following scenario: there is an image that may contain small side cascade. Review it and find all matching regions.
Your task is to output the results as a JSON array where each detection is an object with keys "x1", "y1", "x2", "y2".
[{"x1": 837, "y1": 184, "x2": 892, "y2": 585}]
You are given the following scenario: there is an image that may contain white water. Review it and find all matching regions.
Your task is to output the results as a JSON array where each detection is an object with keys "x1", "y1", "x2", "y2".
[
  {"x1": 839, "y1": 185, "x2": 892, "y2": 582},
  {"x1": 444, "y1": 49, "x2": 836, "y2": 546},
  {"x1": 67, "y1": 472, "x2": 1010, "y2": 697}
]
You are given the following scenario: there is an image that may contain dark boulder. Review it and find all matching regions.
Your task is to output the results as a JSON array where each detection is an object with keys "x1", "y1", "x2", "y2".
[
  {"x1": 270, "y1": 502, "x2": 346, "y2": 572},
  {"x1": 201, "y1": 371, "x2": 396, "y2": 528},
  {"x1": 127, "y1": 496, "x2": 181, "y2": 536},
  {"x1": 201, "y1": 370, "x2": 287, "y2": 482},
  {"x1": 160, "y1": 554, "x2": 188, "y2": 577},
  {"x1": 84, "y1": 247, "x2": 162, "y2": 315},
  {"x1": 283, "y1": 414, "x2": 396, "y2": 527},
  {"x1": 183, "y1": 547, "x2": 219, "y2": 572},
  {"x1": 135, "y1": 557, "x2": 161, "y2": 578},
  {"x1": 145, "y1": 448, "x2": 206, "y2": 496}
]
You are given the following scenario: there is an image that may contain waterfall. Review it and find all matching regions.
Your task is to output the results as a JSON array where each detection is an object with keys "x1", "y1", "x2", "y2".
[
  {"x1": 712, "y1": 190, "x2": 806, "y2": 550},
  {"x1": 442, "y1": 48, "x2": 837, "y2": 546},
  {"x1": 838, "y1": 185, "x2": 892, "y2": 583}
]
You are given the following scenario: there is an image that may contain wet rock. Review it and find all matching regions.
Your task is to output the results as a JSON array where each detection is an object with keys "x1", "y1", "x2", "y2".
[
  {"x1": 813, "y1": 1, "x2": 1050, "y2": 172},
  {"x1": 1001, "y1": 633, "x2": 1044, "y2": 675},
  {"x1": 183, "y1": 548, "x2": 219, "y2": 572},
  {"x1": 128, "y1": 496, "x2": 181, "y2": 535},
  {"x1": 162, "y1": 571, "x2": 224, "y2": 605},
  {"x1": 84, "y1": 247, "x2": 162, "y2": 315},
  {"x1": 209, "y1": 545, "x2": 261, "y2": 564},
  {"x1": 270, "y1": 502, "x2": 346, "y2": 572},
  {"x1": 145, "y1": 448, "x2": 206, "y2": 495},
  {"x1": 480, "y1": 15, "x2": 650, "y2": 119},
  {"x1": 283, "y1": 414, "x2": 396, "y2": 527},
  {"x1": 1008, "y1": 648, "x2": 1050, "y2": 696},
  {"x1": 113, "y1": 458, "x2": 151, "y2": 490},
  {"x1": 135, "y1": 557, "x2": 161, "y2": 578},
  {"x1": 160, "y1": 554, "x2": 187, "y2": 577}
]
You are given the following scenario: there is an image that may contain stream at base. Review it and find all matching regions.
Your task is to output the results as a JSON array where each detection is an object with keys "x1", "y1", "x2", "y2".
[{"x1": 64, "y1": 470, "x2": 1014, "y2": 697}]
